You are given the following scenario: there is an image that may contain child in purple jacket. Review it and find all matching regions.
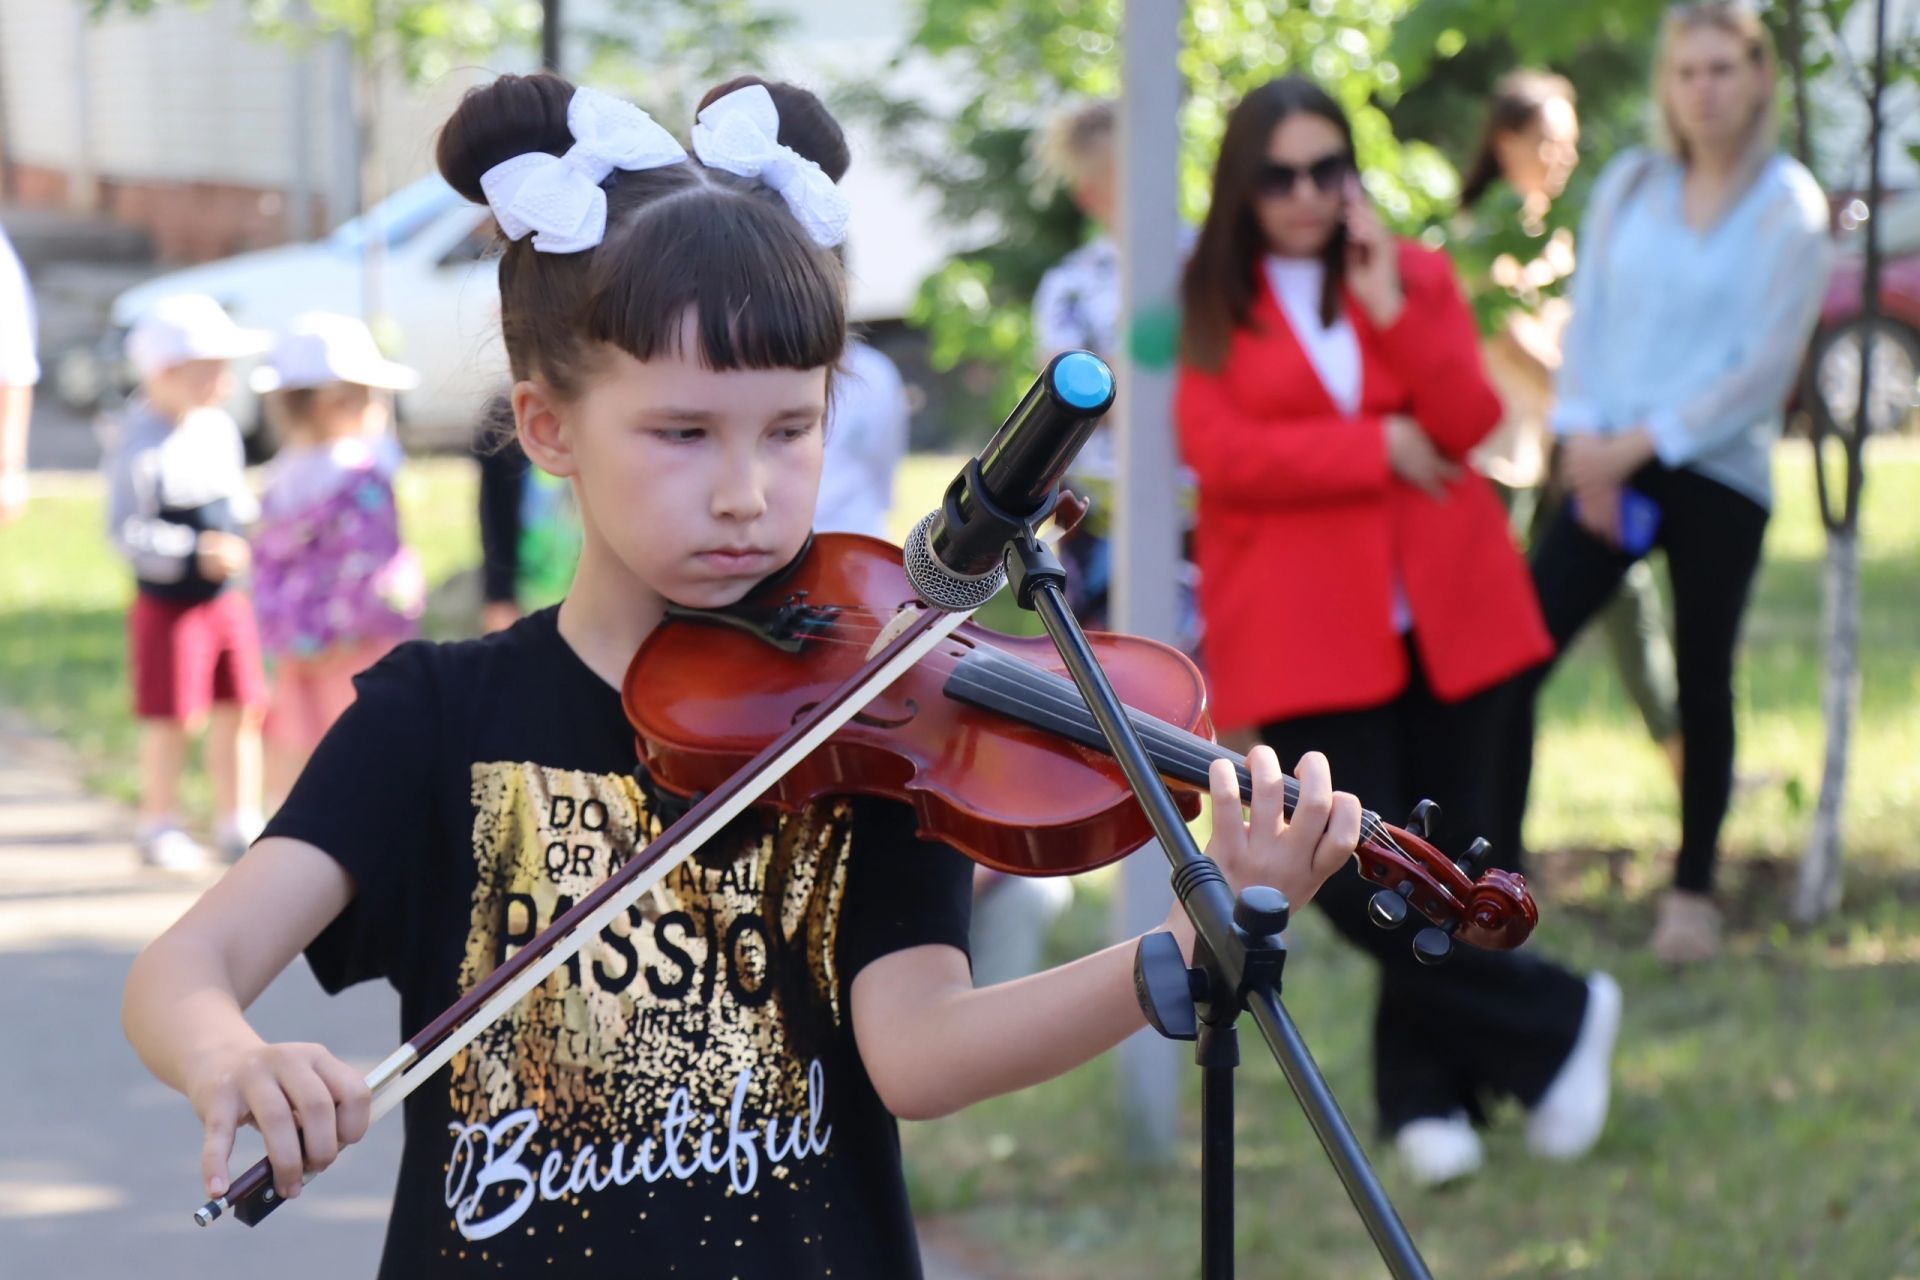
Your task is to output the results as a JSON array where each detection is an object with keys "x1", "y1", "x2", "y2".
[{"x1": 251, "y1": 313, "x2": 424, "y2": 802}]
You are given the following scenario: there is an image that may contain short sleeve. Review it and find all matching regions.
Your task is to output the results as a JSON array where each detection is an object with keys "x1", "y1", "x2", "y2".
[
  {"x1": 0, "y1": 230, "x2": 39, "y2": 386},
  {"x1": 1033, "y1": 255, "x2": 1095, "y2": 358},
  {"x1": 835, "y1": 798, "x2": 973, "y2": 991},
  {"x1": 264, "y1": 641, "x2": 442, "y2": 992}
]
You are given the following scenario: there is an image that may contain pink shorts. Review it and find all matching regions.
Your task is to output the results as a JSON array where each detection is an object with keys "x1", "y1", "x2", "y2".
[
  {"x1": 129, "y1": 591, "x2": 269, "y2": 722},
  {"x1": 265, "y1": 640, "x2": 396, "y2": 754}
]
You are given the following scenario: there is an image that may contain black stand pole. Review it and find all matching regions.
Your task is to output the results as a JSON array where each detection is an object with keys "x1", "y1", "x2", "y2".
[
  {"x1": 1002, "y1": 526, "x2": 1432, "y2": 1280},
  {"x1": 1198, "y1": 1021, "x2": 1238, "y2": 1280}
]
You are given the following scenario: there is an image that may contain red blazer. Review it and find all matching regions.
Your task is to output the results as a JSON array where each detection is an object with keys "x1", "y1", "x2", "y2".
[{"x1": 1176, "y1": 241, "x2": 1552, "y2": 730}]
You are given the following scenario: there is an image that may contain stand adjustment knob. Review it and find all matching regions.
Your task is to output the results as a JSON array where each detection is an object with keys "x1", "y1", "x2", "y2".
[
  {"x1": 1133, "y1": 930, "x2": 1199, "y2": 1041},
  {"x1": 1234, "y1": 885, "x2": 1290, "y2": 939}
]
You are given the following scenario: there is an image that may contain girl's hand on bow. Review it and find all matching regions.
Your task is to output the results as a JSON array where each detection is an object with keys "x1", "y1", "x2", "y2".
[
  {"x1": 1344, "y1": 176, "x2": 1404, "y2": 327},
  {"x1": 188, "y1": 1039, "x2": 371, "y2": 1202},
  {"x1": 1164, "y1": 747, "x2": 1361, "y2": 956}
]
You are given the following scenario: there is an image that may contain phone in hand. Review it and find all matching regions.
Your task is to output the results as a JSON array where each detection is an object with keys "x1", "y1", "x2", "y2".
[{"x1": 1569, "y1": 488, "x2": 1662, "y2": 555}]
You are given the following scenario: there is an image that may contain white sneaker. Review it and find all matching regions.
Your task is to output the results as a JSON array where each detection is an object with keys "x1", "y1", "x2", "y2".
[
  {"x1": 139, "y1": 826, "x2": 214, "y2": 873},
  {"x1": 1394, "y1": 1113, "x2": 1484, "y2": 1187},
  {"x1": 1527, "y1": 972, "x2": 1623, "y2": 1160},
  {"x1": 216, "y1": 810, "x2": 265, "y2": 863}
]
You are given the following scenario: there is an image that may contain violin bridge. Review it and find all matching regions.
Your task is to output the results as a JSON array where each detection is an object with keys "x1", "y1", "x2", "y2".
[{"x1": 866, "y1": 604, "x2": 928, "y2": 660}]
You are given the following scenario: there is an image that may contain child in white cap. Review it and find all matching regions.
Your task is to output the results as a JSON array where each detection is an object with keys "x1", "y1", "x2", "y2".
[
  {"x1": 106, "y1": 293, "x2": 272, "y2": 870},
  {"x1": 250, "y1": 312, "x2": 424, "y2": 802}
]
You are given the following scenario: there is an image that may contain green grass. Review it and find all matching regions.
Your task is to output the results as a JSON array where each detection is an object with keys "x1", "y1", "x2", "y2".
[
  {"x1": 0, "y1": 462, "x2": 483, "y2": 812},
  {"x1": 5, "y1": 446, "x2": 1919, "y2": 1277},
  {"x1": 893, "y1": 442, "x2": 1920, "y2": 1280}
]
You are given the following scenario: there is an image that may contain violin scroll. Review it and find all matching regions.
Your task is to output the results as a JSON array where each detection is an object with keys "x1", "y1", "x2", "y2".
[{"x1": 1351, "y1": 802, "x2": 1538, "y2": 962}]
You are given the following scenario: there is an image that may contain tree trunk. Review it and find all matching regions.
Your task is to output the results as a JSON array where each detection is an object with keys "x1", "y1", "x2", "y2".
[{"x1": 1794, "y1": 528, "x2": 1862, "y2": 924}]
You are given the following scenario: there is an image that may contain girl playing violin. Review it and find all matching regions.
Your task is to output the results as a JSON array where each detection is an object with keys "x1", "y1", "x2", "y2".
[{"x1": 120, "y1": 73, "x2": 1360, "y2": 1278}]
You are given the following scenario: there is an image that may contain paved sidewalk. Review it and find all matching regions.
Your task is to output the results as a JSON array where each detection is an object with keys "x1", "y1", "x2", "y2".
[{"x1": 0, "y1": 713, "x2": 989, "y2": 1279}]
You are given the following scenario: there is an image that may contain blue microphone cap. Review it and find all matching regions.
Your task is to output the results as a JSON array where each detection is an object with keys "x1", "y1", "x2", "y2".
[{"x1": 1051, "y1": 351, "x2": 1115, "y2": 411}]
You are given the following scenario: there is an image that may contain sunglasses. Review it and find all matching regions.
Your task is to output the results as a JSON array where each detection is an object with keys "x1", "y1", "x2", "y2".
[{"x1": 1256, "y1": 153, "x2": 1353, "y2": 198}]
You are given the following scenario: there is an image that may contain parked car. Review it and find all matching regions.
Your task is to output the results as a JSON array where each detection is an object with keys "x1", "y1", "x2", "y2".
[
  {"x1": 94, "y1": 176, "x2": 505, "y2": 454},
  {"x1": 80, "y1": 172, "x2": 920, "y2": 456},
  {"x1": 1802, "y1": 191, "x2": 1920, "y2": 438}
]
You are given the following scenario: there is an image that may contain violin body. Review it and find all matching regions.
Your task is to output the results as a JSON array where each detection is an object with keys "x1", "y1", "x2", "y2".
[{"x1": 624, "y1": 533, "x2": 1209, "y2": 876}]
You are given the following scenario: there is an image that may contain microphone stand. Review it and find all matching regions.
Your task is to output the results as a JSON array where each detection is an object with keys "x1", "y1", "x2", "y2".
[{"x1": 993, "y1": 509, "x2": 1433, "y2": 1280}]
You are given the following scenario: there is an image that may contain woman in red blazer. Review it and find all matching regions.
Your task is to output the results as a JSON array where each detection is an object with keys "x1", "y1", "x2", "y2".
[{"x1": 1177, "y1": 77, "x2": 1618, "y2": 1186}]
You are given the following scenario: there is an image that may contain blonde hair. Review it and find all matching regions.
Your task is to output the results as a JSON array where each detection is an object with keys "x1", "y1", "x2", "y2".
[
  {"x1": 1033, "y1": 99, "x2": 1116, "y2": 193},
  {"x1": 1654, "y1": 1, "x2": 1779, "y2": 180}
]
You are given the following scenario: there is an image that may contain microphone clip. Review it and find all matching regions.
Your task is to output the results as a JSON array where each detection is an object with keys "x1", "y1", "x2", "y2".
[
  {"x1": 1004, "y1": 525, "x2": 1068, "y2": 613},
  {"x1": 943, "y1": 455, "x2": 1068, "y2": 612}
]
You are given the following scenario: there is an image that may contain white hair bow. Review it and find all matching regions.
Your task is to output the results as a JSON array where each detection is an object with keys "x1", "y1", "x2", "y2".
[
  {"x1": 691, "y1": 84, "x2": 851, "y2": 248},
  {"x1": 479, "y1": 86, "x2": 688, "y2": 254}
]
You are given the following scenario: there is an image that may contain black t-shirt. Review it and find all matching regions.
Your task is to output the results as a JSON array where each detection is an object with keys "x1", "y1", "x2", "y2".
[{"x1": 264, "y1": 608, "x2": 973, "y2": 1278}]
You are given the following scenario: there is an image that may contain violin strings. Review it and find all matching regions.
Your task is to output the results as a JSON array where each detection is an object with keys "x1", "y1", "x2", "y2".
[
  {"x1": 677, "y1": 606, "x2": 1411, "y2": 858},
  {"x1": 935, "y1": 642, "x2": 1406, "y2": 854},
  {"x1": 814, "y1": 612, "x2": 1408, "y2": 854}
]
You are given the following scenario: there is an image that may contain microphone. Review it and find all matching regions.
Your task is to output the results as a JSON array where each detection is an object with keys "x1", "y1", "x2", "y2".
[{"x1": 905, "y1": 351, "x2": 1117, "y2": 611}]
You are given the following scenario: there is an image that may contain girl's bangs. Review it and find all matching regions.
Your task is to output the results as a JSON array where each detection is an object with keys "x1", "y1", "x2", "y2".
[{"x1": 587, "y1": 195, "x2": 846, "y2": 373}]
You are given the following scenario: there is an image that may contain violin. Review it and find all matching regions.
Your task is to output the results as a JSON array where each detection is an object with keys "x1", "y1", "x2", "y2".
[{"x1": 625, "y1": 532, "x2": 1537, "y2": 953}]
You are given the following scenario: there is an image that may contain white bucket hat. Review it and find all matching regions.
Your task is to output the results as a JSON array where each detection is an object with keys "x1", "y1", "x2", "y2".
[
  {"x1": 250, "y1": 312, "x2": 421, "y2": 394},
  {"x1": 124, "y1": 293, "x2": 272, "y2": 379}
]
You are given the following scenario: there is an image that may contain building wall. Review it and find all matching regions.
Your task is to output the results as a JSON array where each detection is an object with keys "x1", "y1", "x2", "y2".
[
  {"x1": 0, "y1": 0, "x2": 951, "y2": 317},
  {"x1": 0, "y1": 0, "x2": 485, "y2": 260}
]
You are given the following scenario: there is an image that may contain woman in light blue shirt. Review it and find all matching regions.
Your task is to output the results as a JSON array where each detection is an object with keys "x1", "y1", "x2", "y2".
[{"x1": 1499, "y1": 2, "x2": 1833, "y2": 964}]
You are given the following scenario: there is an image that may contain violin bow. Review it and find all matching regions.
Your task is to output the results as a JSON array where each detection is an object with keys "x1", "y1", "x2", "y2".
[{"x1": 194, "y1": 603, "x2": 975, "y2": 1228}]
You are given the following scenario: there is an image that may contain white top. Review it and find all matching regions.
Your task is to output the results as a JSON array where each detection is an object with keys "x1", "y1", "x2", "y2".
[
  {"x1": 1553, "y1": 148, "x2": 1833, "y2": 509},
  {"x1": 0, "y1": 227, "x2": 39, "y2": 386},
  {"x1": 1264, "y1": 256, "x2": 1361, "y2": 414},
  {"x1": 815, "y1": 340, "x2": 910, "y2": 540},
  {"x1": 1263, "y1": 255, "x2": 1411, "y2": 633}
]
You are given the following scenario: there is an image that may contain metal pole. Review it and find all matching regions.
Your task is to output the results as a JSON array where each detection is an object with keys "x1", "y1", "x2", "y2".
[
  {"x1": 286, "y1": 4, "x2": 314, "y2": 242},
  {"x1": 1112, "y1": 0, "x2": 1185, "y2": 1163},
  {"x1": 326, "y1": 33, "x2": 358, "y2": 234},
  {"x1": 70, "y1": 4, "x2": 97, "y2": 212},
  {"x1": 542, "y1": 0, "x2": 563, "y2": 75},
  {"x1": 1198, "y1": 1023, "x2": 1239, "y2": 1280}
]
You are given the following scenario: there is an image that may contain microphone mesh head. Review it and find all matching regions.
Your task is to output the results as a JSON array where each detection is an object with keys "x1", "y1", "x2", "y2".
[{"x1": 904, "y1": 511, "x2": 1006, "y2": 612}]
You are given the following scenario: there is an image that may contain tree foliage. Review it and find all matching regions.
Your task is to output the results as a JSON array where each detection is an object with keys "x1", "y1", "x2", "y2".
[
  {"x1": 89, "y1": 0, "x2": 542, "y2": 84},
  {"x1": 846, "y1": 0, "x2": 1465, "y2": 418},
  {"x1": 571, "y1": 0, "x2": 791, "y2": 119}
]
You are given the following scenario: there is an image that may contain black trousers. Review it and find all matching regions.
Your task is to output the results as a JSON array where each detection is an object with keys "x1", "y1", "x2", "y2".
[
  {"x1": 1498, "y1": 463, "x2": 1770, "y2": 893},
  {"x1": 1261, "y1": 649, "x2": 1589, "y2": 1133}
]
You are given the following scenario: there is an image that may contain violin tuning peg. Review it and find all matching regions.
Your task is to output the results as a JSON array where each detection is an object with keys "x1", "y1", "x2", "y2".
[
  {"x1": 1406, "y1": 799, "x2": 1440, "y2": 840},
  {"x1": 1368, "y1": 886, "x2": 1411, "y2": 929},
  {"x1": 1454, "y1": 837, "x2": 1492, "y2": 879},
  {"x1": 1412, "y1": 926, "x2": 1453, "y2": 966}
]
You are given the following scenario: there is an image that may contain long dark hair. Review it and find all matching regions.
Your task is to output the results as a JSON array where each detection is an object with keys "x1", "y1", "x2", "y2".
[
  {"x1": 437, "y1": 73, "x2": 848, "y2": 401},
  {"x1": 1180, "y1": 76, "x2": 1354, "y2": 373},
  {"x1": 1459, "y1": 70, "x2": 1576, "y2": 210}
]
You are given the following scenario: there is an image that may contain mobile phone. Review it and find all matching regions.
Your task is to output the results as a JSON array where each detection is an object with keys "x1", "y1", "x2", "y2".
[{"x1": 1569, "y1": 488, "x2": 1662, "y2": 555}]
